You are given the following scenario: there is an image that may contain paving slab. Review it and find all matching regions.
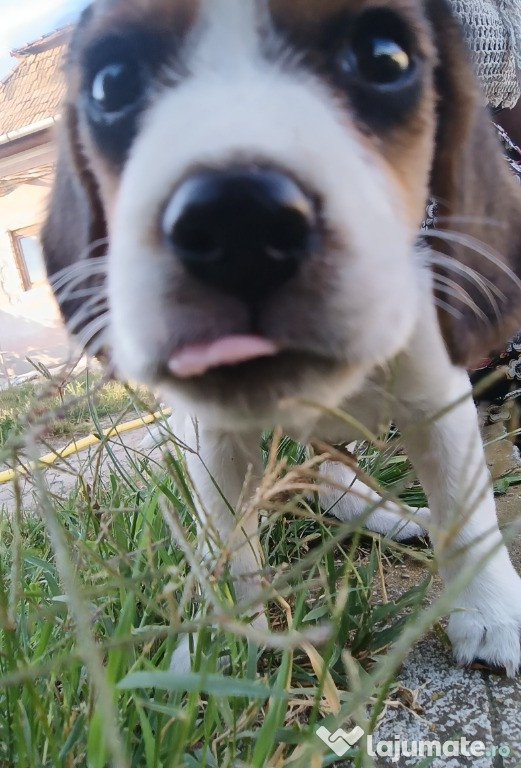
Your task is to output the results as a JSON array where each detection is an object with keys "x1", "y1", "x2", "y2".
[
  {"x1": 372, "y1": 637, "x2": 521, "y2": 767},
  {"x1": 369, "y1": 472, "x2": 521, "y2": 767}
]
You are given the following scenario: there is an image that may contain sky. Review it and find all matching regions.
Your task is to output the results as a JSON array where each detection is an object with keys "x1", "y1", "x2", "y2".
[{"x1": 0, "y1": 0, "x2": 88, "y2": 80}]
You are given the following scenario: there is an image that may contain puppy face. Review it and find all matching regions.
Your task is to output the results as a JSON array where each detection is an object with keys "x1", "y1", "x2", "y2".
[{"x1": 43, "y1": 0, "x2": 521, "y2": 430}]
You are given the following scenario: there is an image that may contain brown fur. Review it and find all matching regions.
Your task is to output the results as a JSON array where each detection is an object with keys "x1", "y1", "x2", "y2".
[
  {"x1": 84, "y1": 0, "x2": 199, "y2": 45},
  {"x1": 271, "y1": 0, "x2": 426, "y2": 31},
  {"x1": 426, "y1": 0, "x2": 521, "y2": 365}
]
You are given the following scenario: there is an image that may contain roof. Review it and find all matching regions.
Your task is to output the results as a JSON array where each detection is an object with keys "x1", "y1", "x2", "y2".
[{"x1": 0, "y1": 28, "x2": 69, "y2": 138}]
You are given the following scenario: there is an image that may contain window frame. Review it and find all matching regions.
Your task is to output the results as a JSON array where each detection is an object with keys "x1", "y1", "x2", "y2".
[{"x1": 10, "y1": 224, "x2": 45, "y2": 291}]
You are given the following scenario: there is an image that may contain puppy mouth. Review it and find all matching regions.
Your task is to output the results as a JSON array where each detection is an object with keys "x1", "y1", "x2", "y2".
[
  {"x1": 167, "y1": 334, "x2": 282, "y2": 379},
  {"x1": 158, "y1": 334, "x2": 347, "y2": 422}
]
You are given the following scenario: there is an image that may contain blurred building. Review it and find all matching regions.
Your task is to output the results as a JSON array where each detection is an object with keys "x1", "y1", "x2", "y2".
[{"x1": 0, "y1": 28, "x2": 71, "y2": 383}]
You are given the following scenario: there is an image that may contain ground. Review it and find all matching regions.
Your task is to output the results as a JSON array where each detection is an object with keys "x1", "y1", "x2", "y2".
[{"x1": 370, "y1": 485, "x2": 521, "y2": 767}]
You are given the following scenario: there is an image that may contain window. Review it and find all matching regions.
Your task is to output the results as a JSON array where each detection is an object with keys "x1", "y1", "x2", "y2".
[{"x1": 10, "y1": 225, "x2": 47, "y2": 290}]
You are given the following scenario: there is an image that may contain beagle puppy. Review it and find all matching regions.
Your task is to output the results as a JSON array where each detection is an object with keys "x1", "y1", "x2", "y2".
[{"x1": 43, "y1": 0, "x2": 521, "y2": 675}]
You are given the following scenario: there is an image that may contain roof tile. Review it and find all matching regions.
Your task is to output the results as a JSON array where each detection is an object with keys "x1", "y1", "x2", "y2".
[{"x1": 0, "y1": 28, "x2": 69, "y2": 137}]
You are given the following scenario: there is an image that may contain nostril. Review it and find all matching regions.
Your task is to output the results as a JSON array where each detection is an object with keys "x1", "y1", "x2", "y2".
[
  {"x1": 268, "y1": 207, "x2": 313, "y2": 256},
  {"x1": 162, "y1": 168, "x2": 318, "y2": 299},
  {"x1": 165, "y1": 176, "x2": 226, "y2": 263},
  {"x1": 172, "y1": 220, "x2": 221, "y2": 263}
]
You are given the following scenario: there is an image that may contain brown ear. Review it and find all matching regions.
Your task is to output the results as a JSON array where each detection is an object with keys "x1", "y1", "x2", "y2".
[
  {"x1": 42, "y1": 102, "x2": 107, "y2": 334},
  {"x1": 426, "y1": 0, "x2": 521, "y2": 366}
]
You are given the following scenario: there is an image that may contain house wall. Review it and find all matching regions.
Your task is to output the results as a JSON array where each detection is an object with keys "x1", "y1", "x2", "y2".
[
  {"x1": 0, "y1": 179, "x2": 50, "y2": 300},
  {"x1": 0, "y1": 143, "x2": 72, "y2": 382}
]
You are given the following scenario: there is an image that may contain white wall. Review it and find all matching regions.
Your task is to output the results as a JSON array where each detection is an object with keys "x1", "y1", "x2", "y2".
[{"x1": 0, "y1": 141, "x2": 71, "y2": 381}]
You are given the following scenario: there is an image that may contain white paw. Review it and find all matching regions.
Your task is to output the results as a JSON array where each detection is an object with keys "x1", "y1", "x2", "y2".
[
  {"x1": 448, "y1": 567, "x2": 521, "y2": 676},
  {"x1": 140, "y1": 413, "x2": 176, "y2": 450},
  {"x1": 140, "y1": 425, "x2": 165, "y2": 451},
  {"x1": 169, "y1": 612, "x2": 268, "y2": 674},
  {"x1": 317, "y1": 460, "x2": 430, "y2": 541},
  {"x1": 381, "y1": 506, "x2": 430, "y2": 542},
  {"x1": 169, "y1": 635, "x2": 193, "y2": 674}
]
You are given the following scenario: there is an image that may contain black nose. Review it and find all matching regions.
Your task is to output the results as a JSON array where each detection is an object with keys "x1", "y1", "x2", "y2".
[{"x1": 162, "y1": 168, "x2": 317, "y2": 300}]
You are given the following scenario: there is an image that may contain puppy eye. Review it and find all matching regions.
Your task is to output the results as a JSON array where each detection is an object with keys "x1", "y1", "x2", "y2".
[
  {"x1": 344, "y1": 36, "x2": 411, "y2": 85},
  {"x1": 82, "y1": 29, "x2": 169, "y2": 164},
  {"x1": 90, "y1": 58, "x2": 143, "y2": 116},
  {"x1": 338, "y1": 10, "x2": 415, "y2": 89}
]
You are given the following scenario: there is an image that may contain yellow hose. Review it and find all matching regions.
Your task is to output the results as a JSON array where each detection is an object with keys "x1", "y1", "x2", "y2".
[{"x1": 0, "y1": 408, "x2": 172, "y2": 486}]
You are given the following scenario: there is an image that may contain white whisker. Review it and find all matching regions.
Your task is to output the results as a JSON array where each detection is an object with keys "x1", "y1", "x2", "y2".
[
  {"x1": 67, "y1": 297, "x2": 109, "y2": 334},
  {"x1": 433, "y1": 297, "x2": 464, "y2": 320},
  {"x1": 53, "y1": 263, "x2": 107, "y2": 296},
  {"x1": 431, "y1": 276, "x2": 488, "y2": 323},
  {"x1": 61, "y1": 287, "x2": 108, "y2": 303},
  {"x1": 77, "y1": 312, "x2": 110, "y2": 351},
  {"x1": 425, "y1": 251, "x2": 505, "y2": 301},
  {"x1": 51, "y1": 251, "x2": 108, "y2": 294},
  {"x1": 425, "y1": 250, "x2": 503, "y2": 323},
  {"x1": 424, "y1": 229, "x2": 521, "y2": 293},
  {"x1": 431, "y1": 214, "x2": 506, "y2": 229}
]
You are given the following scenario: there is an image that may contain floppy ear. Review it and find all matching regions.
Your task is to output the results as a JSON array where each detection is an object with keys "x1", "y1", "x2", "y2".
[
  {"x1": 426, "y1": 0, "x2": 521, "y2": 366},
  {"x1": 42, "y1": 103, "x2": 107, "y2": 332}
]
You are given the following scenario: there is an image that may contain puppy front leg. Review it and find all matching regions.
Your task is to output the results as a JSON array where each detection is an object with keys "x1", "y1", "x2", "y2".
[
  {"x1": 317, "y1": 455, "x2": 429, "y2": 541},
  {"x1": 170, "y1": 418, "x2": 266, "y2": 672},
  {"x1": 396, "y1": 357, "x2": 521, "y2": 676}
]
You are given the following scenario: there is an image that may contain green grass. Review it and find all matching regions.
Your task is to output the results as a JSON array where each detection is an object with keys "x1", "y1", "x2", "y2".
[
  {"x1": 0, "y1": 373, "x2": 512, "y2": 767},
  {"x1": 0, "y1": 468, "x2": 432, "y2": 767},
  {"x1": 0, "y1": 367, "x2": 155, "y2": 445}
]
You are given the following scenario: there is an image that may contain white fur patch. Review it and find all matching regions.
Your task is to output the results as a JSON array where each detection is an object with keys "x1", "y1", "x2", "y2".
[{"x1": 195, "y1": 0, "x2": 263, "y2": 69}]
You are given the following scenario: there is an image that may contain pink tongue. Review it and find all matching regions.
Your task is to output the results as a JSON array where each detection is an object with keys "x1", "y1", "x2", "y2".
[{"x1": 168, "y1": 335, "x2": 280, "y2": 378}]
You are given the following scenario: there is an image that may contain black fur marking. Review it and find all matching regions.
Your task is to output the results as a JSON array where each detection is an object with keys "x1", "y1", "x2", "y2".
[
  {"x1": 272, "y1": 7, "x2": 424, "y2": 134},
  {"x1": 80, "y1": 25, "x2": 180, "y2": 166}
]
